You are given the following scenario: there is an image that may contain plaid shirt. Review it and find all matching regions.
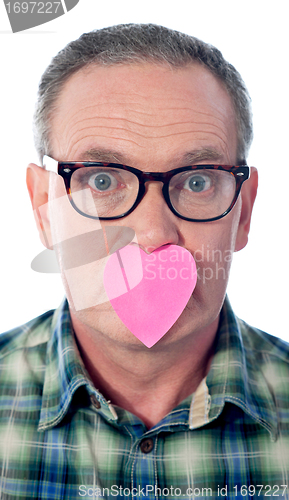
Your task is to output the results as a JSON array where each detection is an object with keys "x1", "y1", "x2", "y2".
[{"x1": 0, "y1": 298, "x2": 289, "y2": 500}]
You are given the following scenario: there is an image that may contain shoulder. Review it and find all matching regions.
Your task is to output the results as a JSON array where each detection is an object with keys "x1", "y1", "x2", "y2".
[
  {"x1": 0, "y1": 309, "x2": 55, "y2": 361},
  {"x1": 237, "y1": 317, "x2": 289, "y2": 376}
]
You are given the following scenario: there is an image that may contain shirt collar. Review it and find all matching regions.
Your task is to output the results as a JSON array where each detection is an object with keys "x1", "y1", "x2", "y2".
[
  {"x1": 38, "y1": 297, "x2": 279, "y2": 439},
  {"x1": 38, "y1": 300, "x2": 117, "y2": 431},
  {"x1": 205, "y1": 297, "x2": 278, "y2": 441}
]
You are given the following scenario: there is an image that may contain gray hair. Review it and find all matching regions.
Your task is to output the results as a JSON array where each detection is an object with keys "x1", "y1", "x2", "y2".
[{"x1": 34, "y1": 23, "x2": 253, "y2": 163}]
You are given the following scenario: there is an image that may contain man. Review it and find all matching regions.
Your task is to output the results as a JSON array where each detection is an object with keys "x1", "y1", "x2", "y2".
[{"x1": 1, "y1": 23, "x2": 288, "y2": 499}]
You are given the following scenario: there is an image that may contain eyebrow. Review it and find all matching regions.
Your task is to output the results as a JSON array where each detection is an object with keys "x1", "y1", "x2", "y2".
[
  {"x1": 81, "y1": 147, "x2": 226, "y2": 166},
  {"x1": 82, "y1": 149, "x2": 127, "y2": 163},
  {"x1": 181, "y1": 148, "x2": 225, "y2": 165}
]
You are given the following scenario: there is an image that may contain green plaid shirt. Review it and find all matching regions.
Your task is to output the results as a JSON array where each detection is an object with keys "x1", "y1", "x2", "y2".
[{"x1": 0, "y1": 297, "x2": 289, "y2": 500}]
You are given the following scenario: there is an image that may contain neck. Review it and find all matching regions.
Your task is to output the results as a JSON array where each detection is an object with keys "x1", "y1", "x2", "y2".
[{"x1": 71, "y1": 313, "x2": 219, "y2": 429}]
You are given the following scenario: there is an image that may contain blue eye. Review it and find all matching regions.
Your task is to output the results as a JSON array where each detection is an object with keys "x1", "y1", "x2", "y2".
[
  {"x1": 184, "y1": 174, "x2": 212, "y2": 193},
  {"x1": 188, "y1": 175, "x2": 206, "y2": 192},
  {"x1": 93, "y1": 173, "x2": 111, "y2": 191},
  {"x1": 88, "y1": 172, "x2": 118, "y2": 192}
]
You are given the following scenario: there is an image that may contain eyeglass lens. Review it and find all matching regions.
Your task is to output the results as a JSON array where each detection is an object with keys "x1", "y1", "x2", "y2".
[{"x1": 70, "y1": 166, "x2": 236, "y2": 220}]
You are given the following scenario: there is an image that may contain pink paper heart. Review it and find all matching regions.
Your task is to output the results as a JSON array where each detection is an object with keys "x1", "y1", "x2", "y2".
[{"x1": 103, "y1": 244, "x2": 197, "y2": 347}]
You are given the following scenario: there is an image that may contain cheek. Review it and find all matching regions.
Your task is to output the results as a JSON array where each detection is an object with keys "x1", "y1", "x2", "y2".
[
  {"x1": 182, "y1": 202, "x2": 242, "y2": 289},
  {"x1": 193, "y1": 241, "x2": 233, "y2": 290},
  {"x1": 48, "y1": 173, "x2": 102, "y2": 246},
  {"x1": 48, "y1": 173, "x2": 110, "y2": 310}
]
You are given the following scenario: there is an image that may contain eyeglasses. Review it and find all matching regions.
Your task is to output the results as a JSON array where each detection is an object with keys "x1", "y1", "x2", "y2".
[{"x1": 43, "y1": 156, "x2": 250, "y2": 223}]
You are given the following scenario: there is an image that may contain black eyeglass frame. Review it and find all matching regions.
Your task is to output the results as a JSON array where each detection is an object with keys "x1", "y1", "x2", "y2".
[{"x1": 43, "y1": 156, "x2": 250, "y2": 223}]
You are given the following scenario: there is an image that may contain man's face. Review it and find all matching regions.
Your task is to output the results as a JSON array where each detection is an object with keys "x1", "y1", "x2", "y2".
[{"x1": 30, "y1": 62, "x2": 257, "y2": 348}]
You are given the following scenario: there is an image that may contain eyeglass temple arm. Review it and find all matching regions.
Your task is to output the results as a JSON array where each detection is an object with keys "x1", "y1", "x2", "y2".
[{"x1": 42, "y1": 155, "x2": 58, "y2": 173}]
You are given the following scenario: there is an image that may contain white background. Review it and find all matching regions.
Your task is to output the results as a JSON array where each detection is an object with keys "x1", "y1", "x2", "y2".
[{"x1": 0, "y1": 0, "x2": 288, "y2": 339}]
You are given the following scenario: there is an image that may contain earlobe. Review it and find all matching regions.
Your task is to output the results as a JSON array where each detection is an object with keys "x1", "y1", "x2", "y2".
[
  {"x1": 235, "y1": 167, "x2": 258, "y2": 252},
  {"x1": 26, "y1": 163, "x2": 52, "y2": 249}
]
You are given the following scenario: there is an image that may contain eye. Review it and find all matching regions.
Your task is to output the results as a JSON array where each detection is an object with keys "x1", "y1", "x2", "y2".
[
  {"x1": 88, "y1": 172, "x2": 118, "y2": 192},
  {"x1": 183, "y1": 173, "x2": 212, "y2": 193}
]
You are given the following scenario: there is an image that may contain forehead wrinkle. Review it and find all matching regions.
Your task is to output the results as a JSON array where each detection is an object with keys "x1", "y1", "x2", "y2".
[
  {"x1": 54, "y1": 81, "x2": 232, "y2": 122},
  {"x1": 60, "y1": 119, "x2": 230, "y2": 149},
  {"x1": 58, "y1": 100, "x2": 230, "y2": 129},
  {"x1": 65, "y1": 132, "x2": 231, "y2": 164},
  {"x1": 76, "y1": 82, "x2": 232, "y2": 116},
  {"x1": 52, "y1": 66, "x2": 237, "y2": 162},
  {"x1": 64, "y1": 114, "x2": 229, "y2": 132},
  {"x1": 62, "y1": 134, "x2": 147, "y2": 158},
  {"x1": 74, "y1": 147, "x2": 227, "y2": 168},
  {"x1": 67, "y1": 119, "x2": 229, "y2": 136},
  {"x1": 61, "y1": 126, "x2": 231, "y2": 162},
  {"x1": 53, "y1": 97, "x2": 232, "y2": 151}
]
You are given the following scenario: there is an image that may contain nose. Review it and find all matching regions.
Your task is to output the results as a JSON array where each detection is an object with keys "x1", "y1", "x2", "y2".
[{"x1": 124, "y1": 182, "x2": 180, "y2": 254}]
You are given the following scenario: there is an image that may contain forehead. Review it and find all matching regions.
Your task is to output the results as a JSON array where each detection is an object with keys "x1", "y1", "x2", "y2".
[{"x1": 50, "y1": 62, "x2": 238, "y2": 165}]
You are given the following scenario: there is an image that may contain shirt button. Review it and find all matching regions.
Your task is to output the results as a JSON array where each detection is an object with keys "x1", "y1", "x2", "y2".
[
  {"x1": 90, "y1": 395, "x2": 101, "y2": 409},
  {"x1": 140, "y1": 438, "x2": 154, "y2": 454}
]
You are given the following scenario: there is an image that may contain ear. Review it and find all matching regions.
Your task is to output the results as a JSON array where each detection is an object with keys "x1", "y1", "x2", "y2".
[
  {"x1": 235, "y1": 167, "x2": 258, "y2": 252},
  {"x1": 26, "y1": 163, "x2": 52, "y2": 249}
]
